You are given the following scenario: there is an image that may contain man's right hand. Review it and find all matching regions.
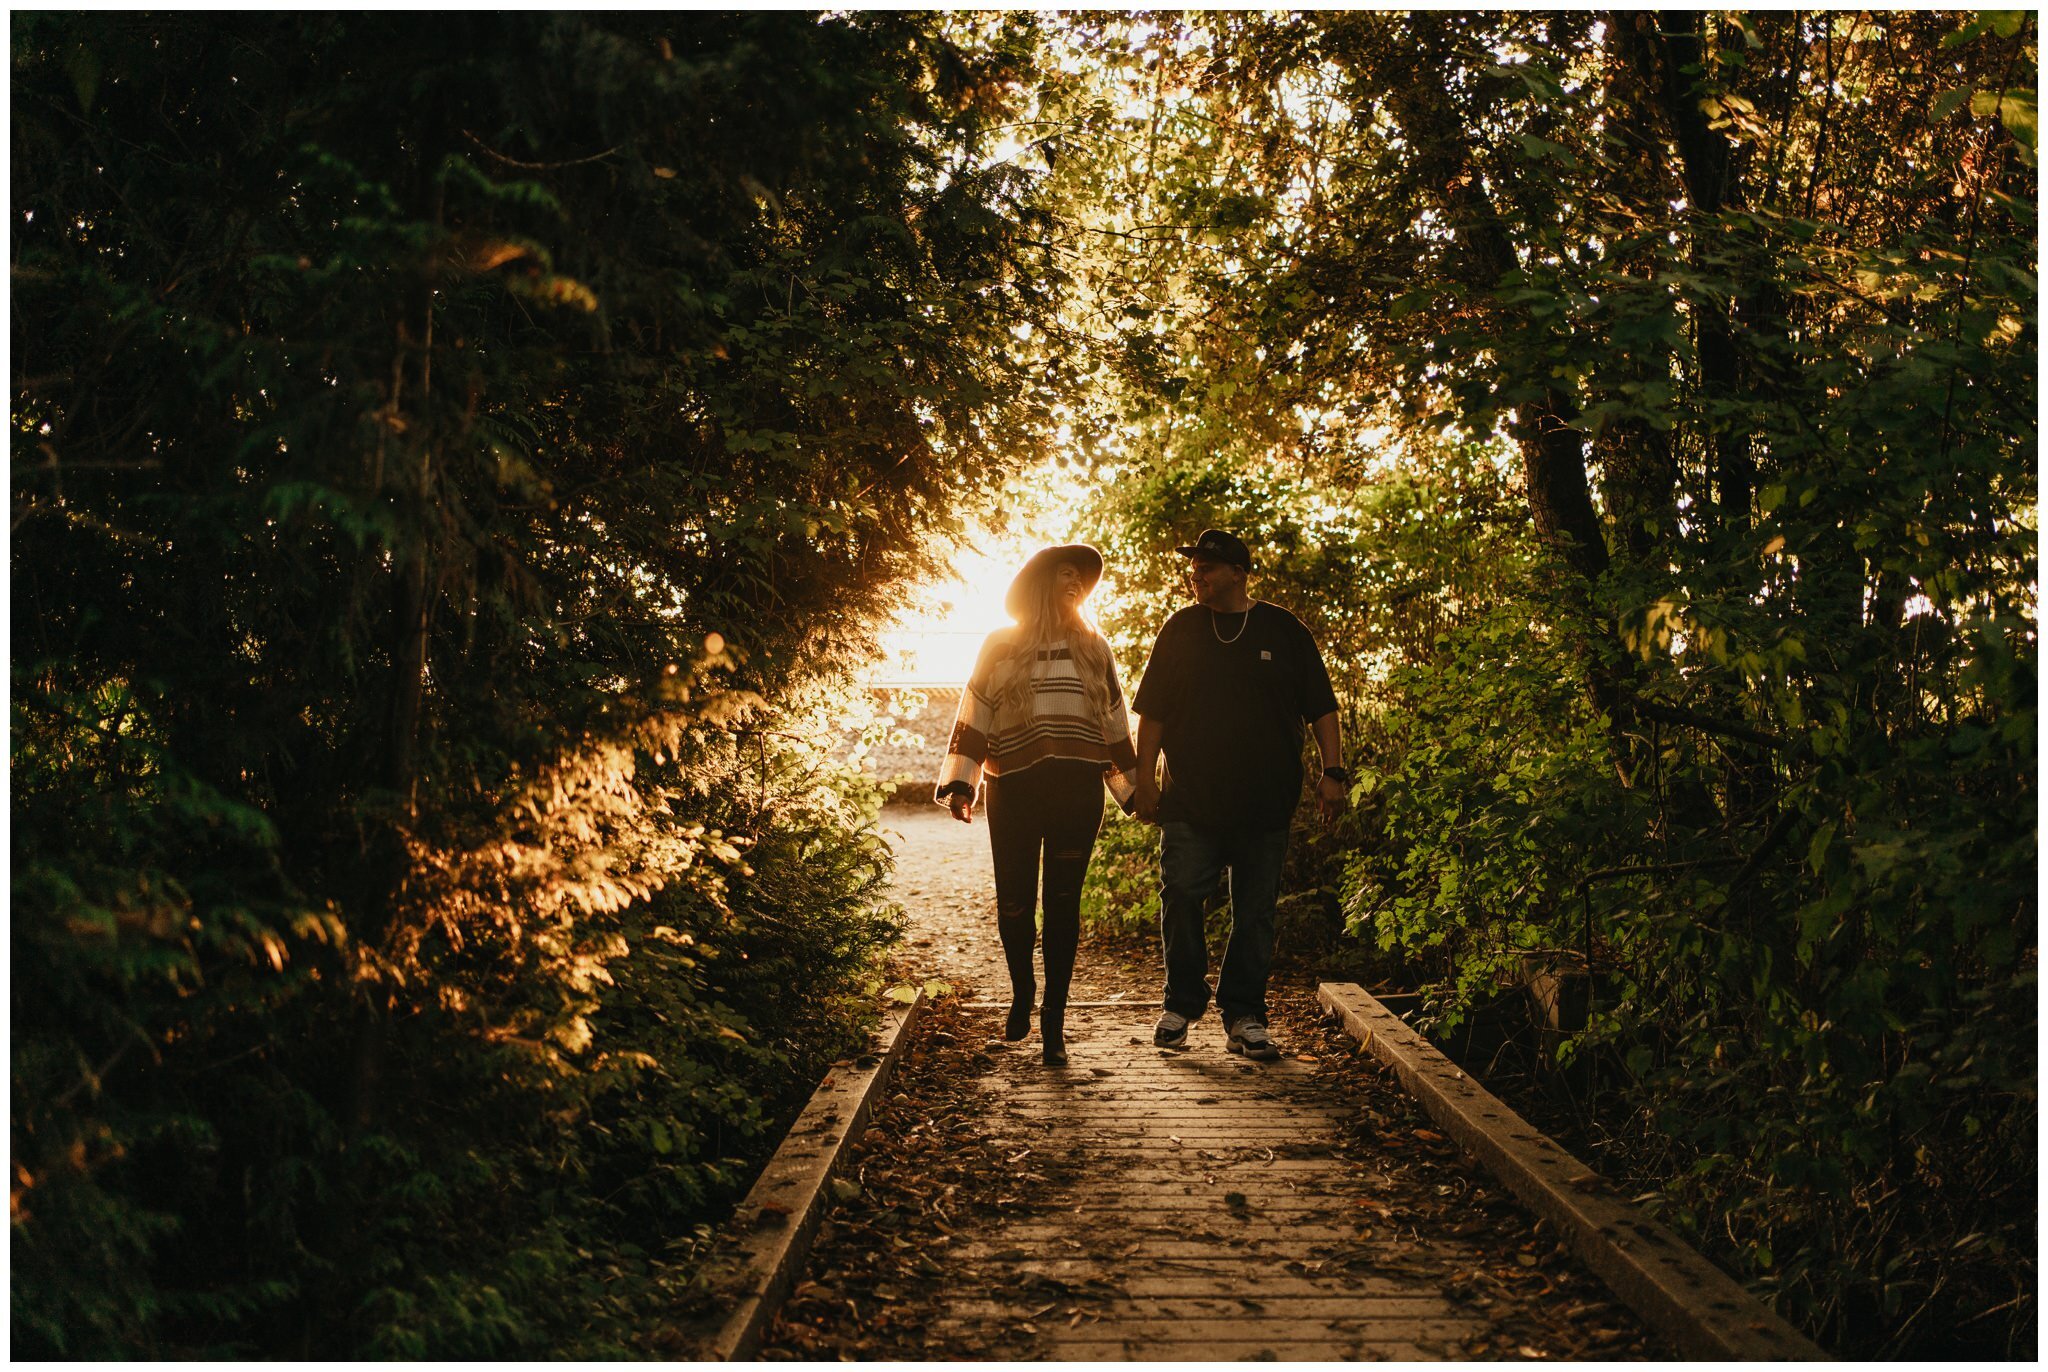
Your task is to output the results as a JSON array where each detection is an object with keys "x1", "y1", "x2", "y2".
[
  {"x1": 948, "y1": 794, "x2": 974, "y2": 825},
  {"x1": 1133, "y1": 778, "x2": 1161, "y2": 825}
]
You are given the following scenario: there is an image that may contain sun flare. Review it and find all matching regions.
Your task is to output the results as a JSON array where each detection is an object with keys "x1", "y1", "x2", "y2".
[{"x1": 871, "y1": 470, "x2": 1096, "y2": 685}]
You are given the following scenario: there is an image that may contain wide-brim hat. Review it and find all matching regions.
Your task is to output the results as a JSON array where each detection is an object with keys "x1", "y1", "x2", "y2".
[
  {"x1": 1004, "y1": 543, "x2": 1104, "y2": 619},
  {"x1": 1174, "y1": 527, "x2": 1253, "y2": 571}
]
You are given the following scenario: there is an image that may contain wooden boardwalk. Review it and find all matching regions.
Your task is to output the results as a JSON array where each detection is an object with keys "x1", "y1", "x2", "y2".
[
  {"x1": 946, "y1": 1006, "x2": 1501, "y2": 1359},
  {"x1": 760, "y1": 994, "x2": 1662, "y2": 1360}
]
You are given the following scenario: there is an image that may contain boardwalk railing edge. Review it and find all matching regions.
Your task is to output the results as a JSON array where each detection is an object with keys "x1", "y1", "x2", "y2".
[
  {"x1": 688, "y1": 989, "x2": 926, "y2": 1360},
  {"x1": 1317, "y1": 982, "x2": 1828, "y2": 1362}
]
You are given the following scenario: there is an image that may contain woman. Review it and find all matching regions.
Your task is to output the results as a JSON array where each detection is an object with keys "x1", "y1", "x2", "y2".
[{"x1": 934, "y1": 544, "x2": 1139, "y2": 1066}]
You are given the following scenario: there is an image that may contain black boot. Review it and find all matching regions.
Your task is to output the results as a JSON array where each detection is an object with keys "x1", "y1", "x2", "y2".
[
  {"x1": 1041, "y1": 1008, "x2": 1067, "y2": 1067},
  {"x1": 1040, "y1": 909, "x2": 1078, "y2": 1066},
  {"x1": 996, "y1": 912, "x2": 1037, "y2": 1041}
]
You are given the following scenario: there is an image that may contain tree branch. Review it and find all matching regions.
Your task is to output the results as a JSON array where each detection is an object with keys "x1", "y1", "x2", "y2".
[
  {"x1": 1624, "y1": 696, "x2": 1789, "y2": 751},
  {"x1": 460, "y1": 129, "x2": 618, "y2": 171}
]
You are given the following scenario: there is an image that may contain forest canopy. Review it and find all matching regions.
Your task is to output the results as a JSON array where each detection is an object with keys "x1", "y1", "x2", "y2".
[
  {"x1": 1062, "y1": 11, "x2": 2035, "y2": 1356},
  {"x1": 11, "y1": 9, "x2": 2037, "y2": 1360}
]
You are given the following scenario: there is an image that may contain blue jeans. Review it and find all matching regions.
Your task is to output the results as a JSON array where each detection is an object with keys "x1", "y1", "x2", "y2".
[{"x1": 1158, "y1": 822, "x2": 1290, "y2": 1027}]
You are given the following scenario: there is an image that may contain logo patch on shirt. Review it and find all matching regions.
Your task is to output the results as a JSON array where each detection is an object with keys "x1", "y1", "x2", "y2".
[{"x1": 1260, "y1": 650, "x2": 1273, "y2": 660}]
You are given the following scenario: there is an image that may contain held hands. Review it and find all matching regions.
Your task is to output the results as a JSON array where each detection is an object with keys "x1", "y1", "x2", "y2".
[{"x1": 1133, "y1": 777, "x2": 1161, "y2": 825}]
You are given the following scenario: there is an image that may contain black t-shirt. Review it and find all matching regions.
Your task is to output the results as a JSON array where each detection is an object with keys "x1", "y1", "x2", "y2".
[{"x1": 1132, "y1": 601, "x2": 1339, "y2": 834}]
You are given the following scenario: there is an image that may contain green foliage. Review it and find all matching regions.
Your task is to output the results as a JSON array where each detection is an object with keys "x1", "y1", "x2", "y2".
[
  {"x1": 13, "y1": 11, "x2": 1053, "y2": 1357},
  {"x1": 1345, "y1": 597, "x2": 1630, "y2": 1019},
  {"x1": 1078, "y1": 810, "x2": 1160, "y2": 937},
  {"x1": 1081, "y1": 437, "x2": 1533, "y2": 967},
  {"x1": 13, "y1": 9, "x2": 2037, "y2": 1360},
  {"x1": 1056, "y1": 9, "x2": 2036, "y2": 1357}
]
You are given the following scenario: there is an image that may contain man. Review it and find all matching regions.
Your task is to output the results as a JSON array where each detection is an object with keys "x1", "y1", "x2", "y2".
[{"x1": 1131, "y1": 529, "x2": 1346, "y2": 1061}]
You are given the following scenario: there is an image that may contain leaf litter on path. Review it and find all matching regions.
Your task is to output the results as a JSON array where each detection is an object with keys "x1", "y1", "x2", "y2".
[
  {"x1": 755, "y1": 808, "x2": 1668, "y2": 1360},
  {"x1": 754, "y1": 988, "x2": 1668, "y2": 1361}
]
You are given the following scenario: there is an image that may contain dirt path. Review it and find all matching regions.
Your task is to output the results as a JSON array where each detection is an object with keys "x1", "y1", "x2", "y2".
[{"x1": 752, "y1": 804, "x2": 1664, "y2": 1359}]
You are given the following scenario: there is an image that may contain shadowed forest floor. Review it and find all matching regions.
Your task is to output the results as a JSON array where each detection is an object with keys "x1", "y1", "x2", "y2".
[{"x1": 752, "y1": 805, "x2": 1669, "y2": 1359}]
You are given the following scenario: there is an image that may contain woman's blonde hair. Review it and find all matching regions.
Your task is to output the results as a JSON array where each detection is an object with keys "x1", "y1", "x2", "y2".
[{"x1": 991, "y1": 556, "x2": 1115, "y2": 720}]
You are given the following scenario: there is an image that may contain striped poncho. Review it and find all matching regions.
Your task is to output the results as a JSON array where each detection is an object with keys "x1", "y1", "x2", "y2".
[{"x1": 934, "y1": 629, "x2": 1140, "y2": 810}]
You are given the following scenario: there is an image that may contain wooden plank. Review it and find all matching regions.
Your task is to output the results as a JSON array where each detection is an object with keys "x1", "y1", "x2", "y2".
[
  {"x1": 979, "y1": 1104, "x2": 1347, "y2": 1117},
  {"x1": 948, "y1": 1238, "x2": 1423, "y2": 1259},
  {"x1": 1045, "y1": 1336, "x2": 1442, "y2": 1359},
  {"x1": 974, "y1": 1113, "x2": 1343, "y2": 1122},
  {"x1": 987, "y1": 1078, "x2": 1326, "y2": 1086},
  {"x1": 970, "y1": 1115, "x2": 1354, "y2": 1126},
  {"x1": 980, "y1": 1080, "x2": 1320, "y2": 1092},
  {"x1": 962, "y1": 1130, "x2": 1353, "y2": 1142},
  {"x1": 947, "y1": 1296, "x2": 1483, "y2": 1319},
  {"x1": 953, "y1": 1142, "x2": 1359, "y2": 1154},
  {"x1": 969, "y1": 1138, "x2": 1354, "y2": 1147},
  {"x1": 956, "y1": 1235, "x2": 1381, "y2": 1253},
  {"x1": 1005, "y1": 1167, "x2": 1366, "y2": 1179},
  {"x1": 1028, "y1": 1198, "x2": 1387, "y2": 1213},
  {"x1": 683, "y1": 993, "x2": 925, "y2": 1360},
  {"x1": 937, "y1": 1269, "x2": 1440, "y2": 1299},
  {"x1": 960, "y1": 999, "x2": 1158, "y2": 1010},
  {"x1": 1318, "y1": 981, "x2": 1828, "y2": 1361},
  {"x1": 975, "y1": 1112, "x2": 1350, "y2": 1123},
  {"x1": 962, "y1": 1160, "x2": 1348, "y2": 1174},
  {"x1": 938, "y1": 1315, "x2": 1490, "y2": 1340}
]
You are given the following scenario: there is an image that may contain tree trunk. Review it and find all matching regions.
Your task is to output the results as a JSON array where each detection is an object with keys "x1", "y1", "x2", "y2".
[
  {"x1": 1619, "y1": 10, "x2": 1755, "y2": 530},
  {"x1": 1512, "y1": 392, "x2": 1610, "y2": 582},
  {"x1": 1382, "y1": 16, "x2": 1611, "y2": 581}
]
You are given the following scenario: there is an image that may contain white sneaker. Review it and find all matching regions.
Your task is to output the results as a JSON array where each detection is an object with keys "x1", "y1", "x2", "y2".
[
  {"x1": 1226, "y1": 1019, "x2": 1280, "y2": 1061},
  {"x1": 1153, "y1": 1010, "x2": 1190, "y2": 1050}
]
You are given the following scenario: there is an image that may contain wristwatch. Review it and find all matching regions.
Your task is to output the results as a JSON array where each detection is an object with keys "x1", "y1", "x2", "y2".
[{"x1": 1322, "y1": 766, "x2": 1351, "y2": 785}]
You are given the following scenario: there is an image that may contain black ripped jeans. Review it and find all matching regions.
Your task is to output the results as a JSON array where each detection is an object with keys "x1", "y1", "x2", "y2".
[{"x1": 983, "y1": 758, "x2": 1104, "y2": 1013}]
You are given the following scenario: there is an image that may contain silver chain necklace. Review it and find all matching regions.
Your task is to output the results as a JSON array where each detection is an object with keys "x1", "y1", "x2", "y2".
[{"x1": 1210, "y1": 604, "x2": 1253, "y2": 644}]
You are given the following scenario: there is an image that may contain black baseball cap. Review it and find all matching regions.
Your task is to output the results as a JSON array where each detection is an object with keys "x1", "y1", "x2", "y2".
[{"x1": 1173, "y1": 528, "x2": 1253, "y2": 571}]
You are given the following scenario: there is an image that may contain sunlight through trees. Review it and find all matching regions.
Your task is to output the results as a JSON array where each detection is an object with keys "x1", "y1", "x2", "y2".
[{"x1": 12, "y1": 10, "x2": 2036, "y2": 1360}]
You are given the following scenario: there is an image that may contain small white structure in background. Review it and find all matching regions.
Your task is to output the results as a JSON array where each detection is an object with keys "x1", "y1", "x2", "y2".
[
  {"x1": 858, "y1": 683, "x2": 964, "y2": 796},
  {"x1": 856, "y1": 500, "x2": 1090, "y2": 795}
]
